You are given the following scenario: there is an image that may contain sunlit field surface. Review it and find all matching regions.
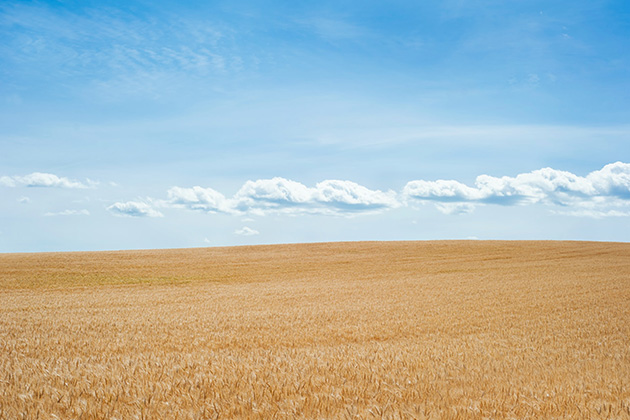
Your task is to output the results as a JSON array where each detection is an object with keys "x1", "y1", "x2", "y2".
[{"x1": 1, "y1": 241, "x2": 629, "y2": 419}]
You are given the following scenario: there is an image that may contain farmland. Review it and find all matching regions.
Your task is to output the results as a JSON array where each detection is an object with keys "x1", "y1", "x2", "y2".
[{"x1": 1, "y1": 241, "x2": 629, "y2": 419}]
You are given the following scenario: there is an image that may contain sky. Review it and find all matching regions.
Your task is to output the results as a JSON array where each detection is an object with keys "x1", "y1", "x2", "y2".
[{"x1": 1, "y1": 0, "x2": 630, "y2": 252}]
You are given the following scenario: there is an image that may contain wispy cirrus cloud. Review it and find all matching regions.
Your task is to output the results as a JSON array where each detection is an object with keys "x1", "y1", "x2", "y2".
[
  {"x1": 551, "y1": 209, "x2": 630, "y2": 218},
  {"x1": 295, "y1": 17, "x2": 366, "y2": 42},
  {"x1": 0, "y1": 172, "x2": 93, "y2": 189},
  {"x1": 44, "y1": 209, "x2": 90, "y2": 216},
  {"x1": 1, "y1": 2, "x2": 238, "y2": 99}
]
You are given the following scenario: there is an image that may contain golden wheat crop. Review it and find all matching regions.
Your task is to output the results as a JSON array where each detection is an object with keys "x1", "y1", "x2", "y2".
[{"x1": 0, "y1": 241, "x2": 629, "y2": 419}]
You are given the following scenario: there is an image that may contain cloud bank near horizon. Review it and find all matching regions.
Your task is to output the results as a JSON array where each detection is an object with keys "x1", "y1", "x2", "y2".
[
  {"x1": 158, "y1": 162, "x2": 630, "y2": 218},
  {"x1": 0, "y1": 172, "x2": 93, "y2": 189},
  {"x1": 403, "y1": 161, "x2": 630, "y2": 215},
  {"x1": 15, "y1": 163, "x2": 629, "y2": 219},
  {"x1": 164, "y1": 178, "x2": 400, "y2": 216}
]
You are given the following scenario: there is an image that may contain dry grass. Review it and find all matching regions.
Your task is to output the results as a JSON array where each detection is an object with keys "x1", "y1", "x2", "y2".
[{"x1": 1, "y1": 240, "x2": 629, "y2": 419}]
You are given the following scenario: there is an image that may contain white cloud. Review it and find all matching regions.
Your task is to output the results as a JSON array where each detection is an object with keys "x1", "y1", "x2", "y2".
[
  {"x1": 107, "y1": 201, "x2": 164, "y2": 218},
  {"x1": 587, "y1": 161, "x2": 630, "y2": 198},
  {"x1": 108, "y1": 163, "x2": 630, "y2": 220},
  {"x1": 232, "y1": 177, "x2": 399, "y2": 215},
  {"x1": 233, "y1": 178, "x2": 314, "y2": 213},
  {"x1": 1, "y1": 172, "x2": 91, "y2": 189},
  {"x1": 404, "y1": 162, "x2": 630, "y2": 216},
  {"x1": 435, "y1": 203, "x2": 476, "y2": 215},
  {"x1": 234, "y1": 226, "x2": 259, "y2": 236},
  {"x1": 166, "y1": 186, "x2": 230, "y2": 213},
  {"x1": 160, "y1": 177, "x2": 399, "y2": 216},
  {"x1": 551, "y1": 209, "x2": 630, "y2": 218},
  {"x1": 404, "y1": 179, "x2": 484, "y2": 202},
  {"x1": 18, "y1": 196, "x2": 30, "y2": 204},
  {"x1": 0, "y1": 176, "x2": 17, "y2": 187},
  {"x1": 314, "y1": 180, "x2": 399, "y2": 211},
  {"x1": 44, "y1": 209, "x2": 90, "y2": 216}
]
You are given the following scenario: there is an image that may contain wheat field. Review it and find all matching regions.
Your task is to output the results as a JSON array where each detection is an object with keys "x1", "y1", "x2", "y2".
[{"x1": 0, "y1": 241, "x2": 629, "y2": 419}]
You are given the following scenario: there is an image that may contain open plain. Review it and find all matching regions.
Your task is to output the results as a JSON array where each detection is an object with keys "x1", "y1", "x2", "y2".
[{"x1": 0, "y1": 240, "x2": 629, "y2": 419}]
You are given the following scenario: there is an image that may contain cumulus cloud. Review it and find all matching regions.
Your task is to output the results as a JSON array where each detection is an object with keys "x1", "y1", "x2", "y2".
[
  {"x1": 0, "y1": 176, "x2": 16, "y2": 187},
  {"x1": 166, "y1": 186, "x2": 230, "y2": 213},
  {"x1": 233, "y1": 178, "x2": 314, "y2": 213},
  {"x1": 107, "y1": 162, "x2": 630, "y2": 220},
  {"x1": 234, "y1": 226, "x2": 260, "y2": 236},
  {"x1": 232, "y1": 177, "x2": 399, "y2": 215},
  {"x1": 159, "y1": 177, "x2": 399, "y2": 216},
  {"x1": 404, "y1": 162, "x2": 630, "y2": 216},
  {"x1": 107, "y1": 201, "x2": 164, "y2": 218},
  {"x1": 0, "y1": 172, "x2": 92, "y2": 188},
  {"x1": 44, "y1": 209, "x2": 90, "y2": 216},
  {"x1": 587, "y1": 161, "x2": 630, "y2": 199},
  {"x1": 18, "y1": 196, "x2": 30, "y2": 204},
  {"x1": 315, "y1": 180, "x2": 399, "y2": 211}
]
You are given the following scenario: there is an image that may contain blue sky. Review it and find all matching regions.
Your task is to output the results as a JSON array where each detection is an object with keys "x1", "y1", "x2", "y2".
[{"x1": 1, "y1": 0, "x2": 629, "y2": 252}]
